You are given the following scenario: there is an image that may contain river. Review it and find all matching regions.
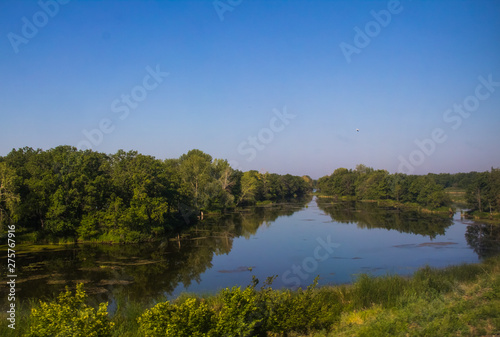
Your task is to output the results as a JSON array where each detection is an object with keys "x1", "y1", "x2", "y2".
[{"x1": 2, "y1": 196, "x2": 499, "y2": 309}]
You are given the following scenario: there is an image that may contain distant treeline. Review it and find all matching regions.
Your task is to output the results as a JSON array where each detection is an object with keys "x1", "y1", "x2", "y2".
[
  {"x1": 428, "y1": 170, "x2": 500, "y2": 213},
  {"x1": 0, "y1": 146, "x2": 311, "y2": 242},
  {"x1": 317, "y1": 165, "x2": 452, "y2": 209},
  {"x1": 317, "y1": 165, "x2": 500, "y2": 213}
]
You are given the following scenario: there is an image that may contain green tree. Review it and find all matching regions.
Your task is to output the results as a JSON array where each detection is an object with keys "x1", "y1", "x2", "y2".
[
  {"x1": 178, "y1": 150, "x2": 213, "y2": 209},
  {"x1": 316, "y1": 175, "x2": 333, "y2": 195},
  {"x1": 207, "y1": 159, "x2": 236, "y2": 210},
  {"x1": 0, "y1": 162, "x2": 19, "y2": 228},
  {"x1": 302, "y1": 175, "x2": 313, "y2": 191},
  {"x1": 487, "y1": 168, "x2": 500, "y2": 213},
  {"x1": 388, "y1": 173, "x2": 406, "y2": 202},
  {"x1": 238, "y1": 171, "x2": 260, "y2": 205},
  {"x1": 21, "y1": 148, "x2": 57, "y2": 231},
  {"x1": 109, "y1": 152, "x2": 176, "y2": 234},
  {"x1": 466, "y1": 172, "x2": 489, "y2": 212},
  {"x1": 330, "y1": 168, "x2": 356, "y2": 197},
  {"x1": 356, "y1": 170, "x2": 389, "y2": 200}
]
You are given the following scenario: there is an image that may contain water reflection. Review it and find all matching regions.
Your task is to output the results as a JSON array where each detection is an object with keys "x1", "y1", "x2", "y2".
[
  {"x1": 465, "y1": 223, "x2": 500, "y2": 258},
  {"x1": 2, "y1": 194, "x2": 498, "y2": 308},
  {"x1": 316, "y1": 198, "x2": 454, "y2": 238},
  {"x1": 1, "y1": 197, "x2": 312, "y2": 305}
]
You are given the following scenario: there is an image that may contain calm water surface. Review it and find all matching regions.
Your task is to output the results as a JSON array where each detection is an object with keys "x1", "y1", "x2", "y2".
[{"x1": 2, "y1": 196, "x2": 498, "y2": 308}]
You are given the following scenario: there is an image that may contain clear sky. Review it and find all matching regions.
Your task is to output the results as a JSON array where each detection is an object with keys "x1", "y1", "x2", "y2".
[{"x1": 1, "y1": 0, "x2": 499, "y2": 178}]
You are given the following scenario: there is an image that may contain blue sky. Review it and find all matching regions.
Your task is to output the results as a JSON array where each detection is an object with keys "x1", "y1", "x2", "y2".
[{"x1": 1, "y1": 0, "x2": 499, "y2": 178}]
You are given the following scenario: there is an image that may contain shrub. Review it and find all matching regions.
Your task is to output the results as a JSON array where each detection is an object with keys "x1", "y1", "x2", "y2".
[
  {"x1": 138, "y1": 298, "x2": 214, "y2": 337},
  {"x1": 28, "y1": 283, "x2": 113, "y2": 337},
  {"x1": 213, "y1": 285, "x2": 262, "y2": 336},
  {"x1": 265, "y1": 280, "x2": 334, "y2": 334}
]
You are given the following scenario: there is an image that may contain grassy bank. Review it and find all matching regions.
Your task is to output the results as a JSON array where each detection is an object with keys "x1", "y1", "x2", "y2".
[
  {"x1": 464, "y1": 210, "x2": 500, "y2": 222},
  {"x1": 319, "y1": 260, "x2": 500, "y2": 336},
  {"x1": 2, "y1": 257, "x2": 499, "y2": 336}
]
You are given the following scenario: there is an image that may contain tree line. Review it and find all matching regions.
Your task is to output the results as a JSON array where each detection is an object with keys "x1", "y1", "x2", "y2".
[
  {"x1": 427, "y1": 170, "x2": 500, "y2": 213},
  {"x1": 317, "y1": 165, "x2": 500, "y2": 214},
  {"x1": 463, "y1": 169, "x2": 500, "y2": 214},
  {"x1": 316, "y1": 164, "x2": 451, "y2": 209},
  {"x1": 0, "y1": 146, "x2": 311, "y2": 242}
]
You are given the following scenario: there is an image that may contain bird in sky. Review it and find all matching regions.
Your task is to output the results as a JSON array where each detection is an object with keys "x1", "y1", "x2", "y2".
[{"x1": 356, "y1": 128, "x2": 359, "y2": 132}]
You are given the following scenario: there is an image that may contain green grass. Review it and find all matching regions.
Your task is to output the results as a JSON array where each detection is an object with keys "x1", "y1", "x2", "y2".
[
  {"x1": 107, "y1": 295, "x2": 148, "y2": 337},
  {"x1": 1, "y1": 258, "x2": 499, "y2": 336},
  {"x1": 317, "y1": 263, "x2": 500, "y2": 336},
  {"x1": 466, "y1": 210, "x2": 500, "y2": 222}
]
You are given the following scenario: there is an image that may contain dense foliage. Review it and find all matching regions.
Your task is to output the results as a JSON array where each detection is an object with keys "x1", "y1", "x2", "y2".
[
  {"x1": 464, "y1": 168, "x2": 500, "y2": 214},
  {"x1": 317, "y1": 164, "x2": 451, "y2": 209},
  {"x1": 27, "y1": 283, "x2": 113, "y2": 337},
  {"x1": 0, "y1": 146, "x2": 311, "y2": 242},
  {"x1": 426, "y1": 170, "x2": 500, "y2": 214},
  {"x1": 317, "y1": 166, "x2": 500, "y2": 216},
  {"x1": 428, "y1": 171, "x2": 484, "y2": 190}
]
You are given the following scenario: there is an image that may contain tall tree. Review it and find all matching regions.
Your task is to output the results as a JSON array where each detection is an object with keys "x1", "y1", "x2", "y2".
[
  {"x1": 467, "y1": 172, "x2": 489, "y2": 212},
  {"x1": 238, "y1": 171, "x2": 260, "y2": 205},
  {"x1": 0, "y1": 162, "x2": 19, "y2": 228},
  {"x1": 179, "y1": 150, "x2": 213, "y2": 209},
  {"x1": 210, "y1": 159, "x2": 236, "y2": 209}
]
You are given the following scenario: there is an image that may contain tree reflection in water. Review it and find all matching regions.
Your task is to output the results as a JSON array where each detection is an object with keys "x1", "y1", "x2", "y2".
[
  {"x1": 465, "y1": 223, "x2": 500, "y2": 259},
  {"x1": 316, "y1": 199, "x2": 453, "y2": 239},
  {"x1": 4, "y1": 196, "x2": 312, "y2": 305},
  {"x1": 7, "y1": 195, "x2": 500, "y2": 308}
]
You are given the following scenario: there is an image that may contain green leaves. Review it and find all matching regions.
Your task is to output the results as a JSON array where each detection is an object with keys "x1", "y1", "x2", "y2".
[
  {"x1": 0, "y1": 146, "x2": 310, "y2": 242},
  {"x1": 466, "y1": 169, "x2": 500, "y2": 213},
  {"x1": 318, "y1": 166, "x2": 452, "y2": 208},
  {"x1": 138, "y1": 299, "x2": 213, "y2": 337},
  {"x1": 0, "y1": 161, "x2": 20, "y2": 226},
  {"x1": 214, "y1": 286, "x2": 263, "y2": 336},
  {"x1": 17, "y1": 259, "x2": 500, "y2": 336},
  {"x1": 28, "y1": 283, "x2": 114, "y2": 337}
]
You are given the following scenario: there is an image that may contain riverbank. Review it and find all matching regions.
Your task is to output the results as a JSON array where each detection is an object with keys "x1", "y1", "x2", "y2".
[
  {"x1": 2, "y1": 256, "x2": 499, "y2": 336},
  {"x1": 4, "y1": 197, "x2": 314, "y2": 246},
  {"x1": 316, "y1": 194, "x2": 454, "y2": 215},
  {"x1": 464, "y1": 210, "x2": 500, "y2": 223}
]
